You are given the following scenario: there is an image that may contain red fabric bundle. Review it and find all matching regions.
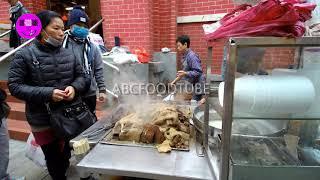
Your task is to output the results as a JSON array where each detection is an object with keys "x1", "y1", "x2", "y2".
[{"x1": 205, "y1": 0, "x2": 316, "y2": 40}]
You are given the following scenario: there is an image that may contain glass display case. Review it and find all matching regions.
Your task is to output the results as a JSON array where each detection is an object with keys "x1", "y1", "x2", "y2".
[{"x1": 203, "y1": 37, "x2": 320, "y2": 180}]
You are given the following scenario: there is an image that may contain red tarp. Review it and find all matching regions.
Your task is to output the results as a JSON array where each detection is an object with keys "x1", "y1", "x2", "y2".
[{"x1": 205, "y1": 0, "x2": 316, "y2": 41}]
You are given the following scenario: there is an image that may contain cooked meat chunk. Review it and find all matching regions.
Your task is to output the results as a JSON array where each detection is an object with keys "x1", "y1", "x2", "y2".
[
  {"x1": 140, "y1": 124, "x2": 157, "y2": 144},
  {"x1": 156, "y1": 140, "x2": 172, "y2": 153},
  {"x1": 113, "y1": 113, "x2": 144, "y2": 142}
]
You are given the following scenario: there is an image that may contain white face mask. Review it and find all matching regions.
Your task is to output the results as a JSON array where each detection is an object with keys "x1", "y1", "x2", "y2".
[{"x1": 44, "y1": 31, "x2": 62, "y2": 47}]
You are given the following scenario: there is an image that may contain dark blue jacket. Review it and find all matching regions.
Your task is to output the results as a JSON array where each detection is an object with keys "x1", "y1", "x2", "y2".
[{"x1": 182, "y1": 49, "x2": 205, "y2": 84}]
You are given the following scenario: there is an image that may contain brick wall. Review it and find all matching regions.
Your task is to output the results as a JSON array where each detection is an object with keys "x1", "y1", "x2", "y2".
[
  {"x1": 100, "y1": 0, "x2": 153, "y2": 55},
  {"x1": 152, "y1": 0, "x2": 178, "y2": 52},
  {"x1": 0, "y1": 0, "x2": 47, "y2": 24},
  {"x1": 263, "y1": 48, "x2": 295, "y2": 69},
  {"x1": 100, "y1": 0, "x2": 177, "y2": 56},
  {"x1": 0, "y1": 1, "x2": 10, "y2": 24},
  {"x1": 27, "y1": 0, "x2": 47, "y2": 13},
  {"x1": 178, "y1": 0, "x2": 235, "y2": 16}
]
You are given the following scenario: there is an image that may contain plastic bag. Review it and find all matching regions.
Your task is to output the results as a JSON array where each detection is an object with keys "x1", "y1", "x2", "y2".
[
  {"x1": 203, "y1": 21, "x2": 221, "y2": 35},
  {"x1": 25, "y1": 134, "x2": 47, "y2": 169},
  {"x1": 305, "y1": 0, "x2": 320, "y2": 27},
  {"x1": 89, "y1": 33, "x2": 105, "y2": 47},
  {"x1": 88, "y1": 32, "x2": 108, "y2": 53},
  {"x1": 205, "y1": 0, "x2": 316, "y2": 40},
  {"x1": 163, "y1": 93, "x2": 175, "y2": 102},
  {"x1": 112, "y1": 53, "x2": 139, "y2": 64},
  {"x1": 133, "y1": 48, "x2": 150, "y2": 63}
]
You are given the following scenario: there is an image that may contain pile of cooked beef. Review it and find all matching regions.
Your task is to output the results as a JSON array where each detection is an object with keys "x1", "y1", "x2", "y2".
[{"x1": 112, "y1": 103, "x2": 191, "y2": 152}]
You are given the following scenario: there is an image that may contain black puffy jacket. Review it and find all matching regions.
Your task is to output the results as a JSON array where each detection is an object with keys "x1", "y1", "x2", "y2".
[{"x1": 8, "y1": 40, "x2": 89, "y2": 127}]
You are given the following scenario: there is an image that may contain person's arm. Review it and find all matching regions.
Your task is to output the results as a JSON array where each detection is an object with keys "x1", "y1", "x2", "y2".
[
  {"x1": 91, "y1": 44, "x2": 107, "y2": 101},
  {"x1": 92, "y1": 44, "x2": 106, "y2": 93},
  {"x1": 8, "y1": 50, "x2": 54, "y2": 103}
]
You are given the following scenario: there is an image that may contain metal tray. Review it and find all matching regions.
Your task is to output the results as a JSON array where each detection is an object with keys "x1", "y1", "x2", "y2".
[{"x1": 100, "y1": 127, "x2": 190, "y2": 151}]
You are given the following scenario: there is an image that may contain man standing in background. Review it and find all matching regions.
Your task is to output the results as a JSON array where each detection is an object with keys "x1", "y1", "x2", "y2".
[
  {"x1": 7, "y1": 0, "x2": 28, "y2": 48},
  {"x1": 171, "y1": 35, "x2": 206, "y2": 104}
]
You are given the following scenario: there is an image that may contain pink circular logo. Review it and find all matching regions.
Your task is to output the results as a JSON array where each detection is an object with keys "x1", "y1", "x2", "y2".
[{"x1": 16, "y1": 13, "x2": 42, "y2": 39}]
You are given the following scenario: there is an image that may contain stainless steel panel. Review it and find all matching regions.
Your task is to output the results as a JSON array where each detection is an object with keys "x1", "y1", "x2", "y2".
[{"x1": 77, "y1": 135, "x2": 214, "y2": 180}]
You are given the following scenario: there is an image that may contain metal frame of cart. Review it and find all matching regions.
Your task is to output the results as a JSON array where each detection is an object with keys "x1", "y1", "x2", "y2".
[{"x1": 203, "y1": 36, "x2": 320, "y2": 180}]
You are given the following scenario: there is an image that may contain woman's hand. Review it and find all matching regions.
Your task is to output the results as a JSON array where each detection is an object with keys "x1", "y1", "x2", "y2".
[
  {"x1": 52, "y1": 89, "x2": 66, "y2": 102},
  {"x1": 64, "y1": 86, "x2": 75, "y2": 101}
]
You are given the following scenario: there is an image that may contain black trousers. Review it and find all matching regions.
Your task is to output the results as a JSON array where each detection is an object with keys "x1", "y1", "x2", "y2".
[
  {"x1": 83, "y1": 95, "x2": 97, "y2": 114},
  {"x1": 41, "y1": 139, "x2": 71, "y2": 180}
]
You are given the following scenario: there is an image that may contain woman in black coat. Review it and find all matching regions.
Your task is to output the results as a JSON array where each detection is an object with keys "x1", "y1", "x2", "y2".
[{"x1": 8, "y1": 10, "x2": 88, "y2": 180}]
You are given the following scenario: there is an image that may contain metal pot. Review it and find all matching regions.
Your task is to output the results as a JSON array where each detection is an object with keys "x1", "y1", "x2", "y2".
[
  {"x1": 193, "y1": 105, "x2": 222, "y2": 138},
  {"x1": 192, "y1": 105, "x2": 289, "y2": 137}
]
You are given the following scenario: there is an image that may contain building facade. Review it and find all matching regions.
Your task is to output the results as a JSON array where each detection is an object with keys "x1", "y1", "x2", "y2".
[{"x1": 0, "y1": 0, "x2": 293, "y2": 74}]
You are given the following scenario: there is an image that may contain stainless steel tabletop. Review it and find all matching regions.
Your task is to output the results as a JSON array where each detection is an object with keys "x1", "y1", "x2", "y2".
[
  {"x1": 70, "y1": 119, "x2": 111, "y2": 147},
  {"x1": 77, "y1": 134, "x2": 214, "y2": 180}
]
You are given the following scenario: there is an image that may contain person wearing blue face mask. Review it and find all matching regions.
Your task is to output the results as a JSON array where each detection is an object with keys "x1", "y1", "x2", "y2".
[{"x1": 62, "y1": 6, "x2": 107, "y2": 116}]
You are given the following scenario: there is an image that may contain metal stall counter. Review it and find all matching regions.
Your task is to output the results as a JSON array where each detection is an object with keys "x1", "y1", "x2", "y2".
[{"x1": 72, "y1": 102, "x2": 216, "y2": 180}]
